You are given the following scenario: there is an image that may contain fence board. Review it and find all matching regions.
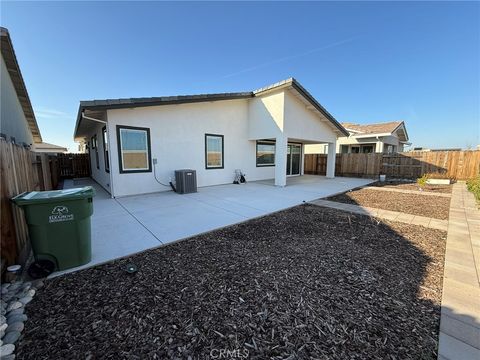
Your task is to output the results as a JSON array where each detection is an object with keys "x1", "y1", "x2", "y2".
[
  {"x1": 0, "y1": 140, "x2": 60, "y2": 269},
  {"x1": 304, "y1": 151, "x2": 480, "y2": 180}
]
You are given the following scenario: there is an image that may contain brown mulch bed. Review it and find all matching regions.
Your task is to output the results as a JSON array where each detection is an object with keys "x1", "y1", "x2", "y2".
[
  {"x1": 371, "y1": 181, "x2": 452, "y2": 194},
  {"x1": 17, "y1": 205, "x2": 446, "y2": 360},
  {"x1": 327, "y1": 188, "x2": 450, "y2": 220}
]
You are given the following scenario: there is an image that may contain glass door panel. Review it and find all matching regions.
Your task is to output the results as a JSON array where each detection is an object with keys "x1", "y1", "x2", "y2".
[
  {"x1": 286, "y1": 144, "x2": 301, "y2": 176},
  {"x1": 286, "y1": 145, "x2": 292, "y2": 175},
  {"x1": 291, "y1": 145, "x2": 301, "y2": 175}
]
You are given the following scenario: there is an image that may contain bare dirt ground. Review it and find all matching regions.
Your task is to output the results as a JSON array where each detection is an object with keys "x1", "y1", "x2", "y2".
[
  {"x1": 371, "y1": 181, "x2": 452, "y2": 194},
  {"x1": 327, "y1": 188, "x2": 450, "y2": 220},
  {"x1": 17, "y1": 205, "x2": 446, "y2": 360}
]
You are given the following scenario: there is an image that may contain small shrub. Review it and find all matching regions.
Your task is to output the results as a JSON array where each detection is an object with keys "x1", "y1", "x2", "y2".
[
  {"x1": 417, "y1": 174, "x2": 429, "y2": 188},
  {"x1": 467, "y1": 175, "x2": 480, "y2": 201}
]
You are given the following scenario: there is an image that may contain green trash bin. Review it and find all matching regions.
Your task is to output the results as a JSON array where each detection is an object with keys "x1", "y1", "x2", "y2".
[{"x1": 12, "y1": 186, "x2": 95, "y2": 271}]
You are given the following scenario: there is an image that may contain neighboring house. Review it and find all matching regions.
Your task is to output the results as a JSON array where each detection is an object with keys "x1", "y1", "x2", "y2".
[
  {"x1": 34, "y1": 142, "x2": 68, "y2": 154},
  {"x1": 73, "y1": 78, "x2": 349, "y2": 197},
  {"x1": 1, "y1": 27, "x2": 66, "y2": 155},
  {"x1": 0, "y1": 27, "x2": 42, "y2": 147},
  {"x1": 305, "y1": 121, "x2": 410, "y2": 154}
]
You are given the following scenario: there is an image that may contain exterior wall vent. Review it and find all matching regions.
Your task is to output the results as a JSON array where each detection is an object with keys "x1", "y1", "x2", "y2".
[{"x1": 174, "y1": 169, "x2": 197, "y2": 194}]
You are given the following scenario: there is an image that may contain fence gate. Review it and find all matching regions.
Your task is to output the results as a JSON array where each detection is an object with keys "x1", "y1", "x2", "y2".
[{"x1": 57, "y1": 153, "x2": 90, "y2": 178}]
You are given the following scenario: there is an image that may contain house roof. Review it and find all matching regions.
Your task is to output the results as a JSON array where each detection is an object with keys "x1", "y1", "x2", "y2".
[
  {"x1": 78, "y1": 92, "x2": 253, "y2": 110},
  {"x1": 341, "y1": 121, "x2": 404, "y2": 135},
  {"x1": 341, "y1": 120, "x2": 409, "y2": 142},
  {"x1": 74, "y1": 78, "x2": 349, "y2": 140},
  {"x1": 0, "y1": 27, "x2": 42, "y2": 143},
  {"x1": 34, "y1": 142, "x2": 68, "y2": 153}
]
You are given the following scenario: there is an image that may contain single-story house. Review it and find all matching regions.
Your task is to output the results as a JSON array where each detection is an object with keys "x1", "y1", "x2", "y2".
[
  {"x1": 305, "y1": 121, "x2": 410, "y2": 154},
  {"x1": 73, "y1": 78, "x2": 349, "y2": 198}
]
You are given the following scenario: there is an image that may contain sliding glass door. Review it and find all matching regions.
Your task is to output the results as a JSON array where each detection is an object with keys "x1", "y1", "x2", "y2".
[{"x1": 286, "y1": 144, "x2": 301, "y2": 176}]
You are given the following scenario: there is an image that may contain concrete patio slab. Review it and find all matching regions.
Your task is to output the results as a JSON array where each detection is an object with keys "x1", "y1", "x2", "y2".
[{"x1": 53, "y1": 175, "x2": 373, "y2": 276}]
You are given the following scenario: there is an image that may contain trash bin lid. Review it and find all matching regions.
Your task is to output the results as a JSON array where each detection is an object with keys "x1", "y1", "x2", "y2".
[{"x1": 12, "y1": 186, "x2": 96, "y2": 206}]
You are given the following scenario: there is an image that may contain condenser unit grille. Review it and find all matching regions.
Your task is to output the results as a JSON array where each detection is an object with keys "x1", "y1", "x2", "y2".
[{"x1": 175, "y1": 169, "x2": 197, "y2": 194}]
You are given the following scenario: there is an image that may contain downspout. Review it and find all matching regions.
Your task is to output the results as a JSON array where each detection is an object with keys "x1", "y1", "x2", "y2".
[{"x1": 81, "y1": 112, "x2": 115, "y2": 198}]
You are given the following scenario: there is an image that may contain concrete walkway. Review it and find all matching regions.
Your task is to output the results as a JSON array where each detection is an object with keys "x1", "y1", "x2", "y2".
[
  {"x1": 309, "y1": 198, "x2": 448, "y2": 231},
  {"x1": 362, "y1": 186, "x2": 452, "y2": 198},
  {"x1": 437, "y1": 182, "x2": 480, "y2": 360}
]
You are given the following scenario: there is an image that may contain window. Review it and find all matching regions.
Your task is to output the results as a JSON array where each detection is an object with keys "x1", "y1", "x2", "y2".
[
  {"x1": 205, "y1": 134, "x2": 224, "y2": 169},
  {"x1": 361, "y1": 145, "x2": 374, "y2": 153},
  {"x1": 256, "y1": 141, "x2": 275, "y2": 166},
  {"x1": 351, "y1": 146, "x2": 360, "y2": 154},
  {"x1": 92, "y1": 135, "x2": 99, "y2": 169},
  {"x1": 116, "y1": 126, "x2": 152, "y2": 173},
  {"x1": 102, "y1": 126, "x2": 109, "y2": 173},
  {"x1": 340, "y1": 145, "x2": 349, "y2": 154},
  {"x1": 386, "y1": 145, "x2": 396, "y2": 154}
]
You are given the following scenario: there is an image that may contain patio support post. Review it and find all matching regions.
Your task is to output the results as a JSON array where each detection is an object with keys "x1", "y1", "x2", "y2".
[
  {"x1": 326, "y1": 141, "x2": 336, "y2": 178},
  {"x1": 274, "y1": 135, "x2": 287, "y2": 186}
]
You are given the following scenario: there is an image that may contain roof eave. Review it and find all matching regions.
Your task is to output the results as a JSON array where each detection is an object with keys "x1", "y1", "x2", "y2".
[{"x1": 0, "y1": 27, "x2": 42, "y2": 143}]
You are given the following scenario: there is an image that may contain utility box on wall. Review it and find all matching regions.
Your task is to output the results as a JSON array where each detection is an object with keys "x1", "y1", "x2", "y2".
[{"x1": 174, "y1": 169, "x2": 197, "y2": 194}]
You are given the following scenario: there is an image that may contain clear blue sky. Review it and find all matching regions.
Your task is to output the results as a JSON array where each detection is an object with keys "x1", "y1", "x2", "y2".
[{"x1": 1, "y1": 1, "x2": 479, "y2": 151}]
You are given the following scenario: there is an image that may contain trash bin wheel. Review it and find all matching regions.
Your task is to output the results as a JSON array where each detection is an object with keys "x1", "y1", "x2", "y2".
[{"x1": 28, "y1": 259, "x2": 55, "y2": 279}]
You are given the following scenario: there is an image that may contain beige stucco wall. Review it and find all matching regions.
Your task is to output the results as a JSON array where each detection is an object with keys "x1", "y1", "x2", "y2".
[
  {"x1": 305, "y1": 132, "x2": 404, "y2": 154},
  {"x1": 304, "y1": 144, "x2": 329, "y2": 154},
  {"x1": 0, "y1": 56, "x2": 34, "y2": 145}
]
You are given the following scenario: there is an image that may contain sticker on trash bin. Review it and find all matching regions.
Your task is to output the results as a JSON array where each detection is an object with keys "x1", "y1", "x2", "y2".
[{"x1": 49, "y1": 206, "x2": 74, "y2": 223}]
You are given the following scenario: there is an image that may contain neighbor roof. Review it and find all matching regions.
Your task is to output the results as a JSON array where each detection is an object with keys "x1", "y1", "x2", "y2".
[
  {"x1": 74, "y1": 78, "x2": 349, "y2": 139},
  {"x1": 1, "y1": 27, "x2": 42, "y2": 143},
  {"x1": 341, "y1": 121, "x2": 404, "y2": 135},
  {"x1": 34, "y1": 142, "x2": 68, "y2": 153}
]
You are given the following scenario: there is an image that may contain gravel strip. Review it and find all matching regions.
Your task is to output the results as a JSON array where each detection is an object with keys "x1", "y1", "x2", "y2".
[
  {"x1": 17, "y1": 205, "x2": 446, "y2": 360},
  {"x1": 327, "y1": 188, "x2": 450, "y2": 220},
  {"x1": 371, "y1": 181, "x2": 452, "y2": 194}
]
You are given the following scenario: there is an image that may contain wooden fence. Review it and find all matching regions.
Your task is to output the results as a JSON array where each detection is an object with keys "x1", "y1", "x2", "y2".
[
  {"x1": 304, "y1": 151, "x2": 480, "y2": 180},
  {"x1": 0, "y1": 139, "x2": 65, "y2": 271},
  {"x1": 57, "y1": 153, "x2": 90, "y2": 178}
]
